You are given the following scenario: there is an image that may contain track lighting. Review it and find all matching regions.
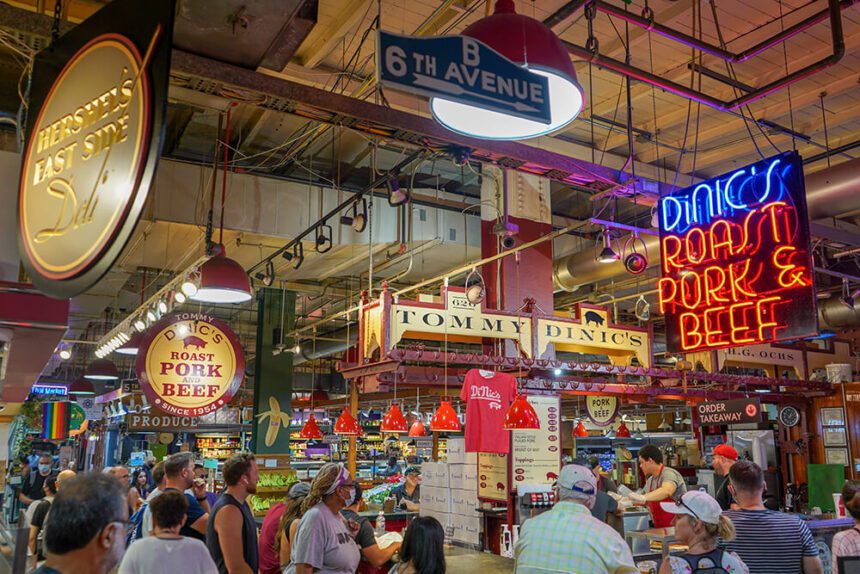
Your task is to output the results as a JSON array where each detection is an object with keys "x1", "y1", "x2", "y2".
[
  {"x1": 146, "y1": 308, "x2": 157, "y2": 323},
  {"x1": 157, "y1": 300, "x2": 168, "y2": 314},
  {"x1": 315, "y1": 224, "x2": 333, "y2": 254},
  {"x1": 597, "y1": 227, "x2": 619, "y2": 263},
  {"x1": 255, "y1": 260, "x2": 275, "y2": 287},
  {"x1": 387, "y1": 175, "x2": 409, "y2": 206},
  {"x1": 58, "y1": 348, "x2": 71, "y2": 360},
  {"x1": 634, "y1": 295, "x2": 651, "y2": 322},
  {"x1": 464, "y1": 267, "x2": 485, "y2": 305},
  {"x1": 180, "y1": 278, "x2": 198, "y2": 297},
  {"x1": 340, "y1": 198, "x2": 367, "y2": 233},
  {"x1": 133, "y1": 317, "x2": 147, "y2": 332},
  {"x1": 173, "y1": 291, "x2": 186, "y2": 304},
  {"x1": 623, "y1": 235, "x2": 649, "y2": 275},
  {"x1": 283, "y1": 243, "x2": 304, "y2": 270}
]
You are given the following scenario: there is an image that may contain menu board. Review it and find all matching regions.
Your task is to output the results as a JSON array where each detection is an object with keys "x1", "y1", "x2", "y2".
[
  {"x1": 478, "y1": 453, "x2": 509, "y2": 502},
  {"x1": 511, "y1": 395, "x2": 561, "y2": 488}
]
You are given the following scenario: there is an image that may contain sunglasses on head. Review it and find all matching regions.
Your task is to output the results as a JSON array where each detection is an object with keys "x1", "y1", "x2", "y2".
[{"x1": 672, "y1": 495, "x2": 700, "y2": 521}]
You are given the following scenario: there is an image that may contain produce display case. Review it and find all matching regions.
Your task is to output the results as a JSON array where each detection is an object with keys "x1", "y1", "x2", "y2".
[{"x1": 248, "y1": 465, "x2": 298, "y2": 517}]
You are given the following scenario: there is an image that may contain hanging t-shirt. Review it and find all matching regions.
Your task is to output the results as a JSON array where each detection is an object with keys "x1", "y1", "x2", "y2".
[{"x1": 459, "y1": 369, "x2": 517, "y2": 454}]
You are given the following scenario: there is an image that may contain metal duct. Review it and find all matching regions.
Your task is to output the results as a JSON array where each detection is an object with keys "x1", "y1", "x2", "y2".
[
  {"x1": 293, "y1": 327, "x2": 358, "y2": 366},
  {"x1": 818, "y1": 297, "x2": 860, "y2": 329},
  {"x1": 553, "y1": 158, "x2": 860, "y2": 292}
]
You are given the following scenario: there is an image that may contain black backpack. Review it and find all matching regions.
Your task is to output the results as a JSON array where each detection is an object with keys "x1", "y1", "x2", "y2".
[{"x1": 677, "y1": 549, "x2": 730, "y2": 574}]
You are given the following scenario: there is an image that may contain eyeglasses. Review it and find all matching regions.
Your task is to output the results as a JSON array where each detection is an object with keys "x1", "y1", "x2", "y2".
[{"x1": 673, "y1": 496, "x2": 700, "y2": 521}]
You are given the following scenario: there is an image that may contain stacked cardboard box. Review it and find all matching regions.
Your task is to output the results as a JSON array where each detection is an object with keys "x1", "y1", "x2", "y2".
[{"x1": 420, "y1": 438, "x2": 482, "y2": 546}]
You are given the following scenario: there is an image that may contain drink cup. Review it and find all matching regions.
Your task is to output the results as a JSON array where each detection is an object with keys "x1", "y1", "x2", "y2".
[{"x1": 637, "y1": 560, "x2": 657, "y2": 574}]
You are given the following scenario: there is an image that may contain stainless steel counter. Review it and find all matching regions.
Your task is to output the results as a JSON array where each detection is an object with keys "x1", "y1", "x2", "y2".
[{"x1": 445, "y1": 545, "x2": 514, "y2": 574}]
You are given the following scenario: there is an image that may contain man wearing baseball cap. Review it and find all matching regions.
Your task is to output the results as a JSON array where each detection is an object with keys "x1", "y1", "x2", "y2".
[
  {"x1": 711, "y1": 444, "x2": 738, "y2": 511},
  {"x1": 657, "y1": 490, "x2": 749, "y2": 574},
  {"x1": 514, "y1": 464, "x2": 636, "y2": 574}
]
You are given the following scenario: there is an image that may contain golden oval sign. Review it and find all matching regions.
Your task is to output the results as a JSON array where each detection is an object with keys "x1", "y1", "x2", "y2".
[
  {"x1": 136, "y1": 313, "x2": 245, "y2": 417},
  {"x1": 18, "y1": 33, "x2": 155, "y2": 296},
  {"x1": 585, "y1": 395, "x2": 619, "y2": 427}
]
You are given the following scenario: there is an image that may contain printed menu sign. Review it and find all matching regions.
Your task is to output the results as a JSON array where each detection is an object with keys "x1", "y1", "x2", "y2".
[
  {"x1": 478, "y1": 452, "x2": 508, "y2": 502},
  {"x1": 136, "y1": 312, "x2": 245, "y2": 417},
  {"x1": 511, "y1": 395, "x2": 561, "y2": 488},
  {"x1": 17, "y1": 0, "x2": 174, "y2": 298}
]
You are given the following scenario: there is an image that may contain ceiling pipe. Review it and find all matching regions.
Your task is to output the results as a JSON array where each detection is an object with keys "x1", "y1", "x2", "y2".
[
  {"x1": 557, "y1": 0, "x2": 847, "y2": 112},
  {"x1": 553, "y1": 157, "x2": 860, "y2": 292},
  {"x1": 818, "y1": 297, "x2": 860, "y2": 329},
  {"x1": 293, "y1": 327, "x2": 358, "y2": 366}
]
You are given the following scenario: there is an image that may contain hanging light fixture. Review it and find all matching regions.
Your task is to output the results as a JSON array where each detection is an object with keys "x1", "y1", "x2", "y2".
[
  {"x1": 340, "y1": 198, "x2": 368, "y2": 233},
  {"x1": 300, "y1": 412, "x2": 324, "y2": 439},
  {"x1": 465, "y1": 267, "x2": 486, "y2": 306},
  {"x1": 573, "y1": 420, "x2": 589, "y2": 437},
  {"x1": 597, "y1": 227, "x2": 620, "y2": 263},
  {"x1": 190, "y1": 245, "x2": 253, "y2": 303},
  {"x1": 68, "y1": 376, "x2": 95, "y2": 396},
  {"x1": 58, "y1": 347, "x2": 72, "y2": 360},
  {"x1": 84, "y1": 358, "x2": 119, "y2": 381},
  {"x1": 115, "y1": 331, "x2": 143, "y2": 356},
  {"x1": 616, "y1": 421, "x2": 631, "y2": 438},
  {"x1": 180, "y1": 277, "x2": 199, "y2": 298},
  {"x1": 381, "y1": 401, "x2": 408, "y2": 433},
  {"x1": 173, "y1": 290, "x2": 187, "y2": 305},
  {"x1": 430, "y1": 0, "x2": 584, "y2": 140},
  {"x1": 386, "y1": 175, "x2": 409, "y2": 206},
  {"x1": 334, "y1": 407, "x2": 362, "y2": 436},
  {"x1": 430, "y1": 398, "x2": 461, "y2": 432},
  {"x1": 503, "y1": 393, "x2": 540, "y2": 430},
  {"x1": 409, "y1": 389, "x2": 427, "y2": 436}
]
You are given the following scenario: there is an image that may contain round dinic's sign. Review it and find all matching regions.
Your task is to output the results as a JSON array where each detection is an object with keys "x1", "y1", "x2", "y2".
[
  {"x1": 136, "y1": 313, "x2": 245, "y2": 417},
  {"x1": 18, "y1": 33, "x2": 153, "y2": 297},
  {"x1": 585, "y1": 395, "x2": 619, "y2": 427}
]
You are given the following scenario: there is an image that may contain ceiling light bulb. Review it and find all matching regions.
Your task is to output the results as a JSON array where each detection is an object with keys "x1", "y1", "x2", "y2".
[
  {"x1": 146, "y1": 309, "x2": 156, "y2": 323},
  {"x1": 134, "y1": 318, "x2": 146, "y2": 332},
  {"x1": 59, "y1": 348, "x2": 71, "y2": 360},
  {"x1": 553, "y1": 368, "x2": 562, "y2": 376},
  {"x1": 597, "y1": 227, "x2": 619, "y2": 263},
  {"x1": 158, "y1": 300, "x2": 168, "y2": 314},
  {"x1": 181, "y1": 280, "x2": 198, "y2": 297},
  {"x1": 174, "y1": 291, "x2": 186, "y2": 304}
]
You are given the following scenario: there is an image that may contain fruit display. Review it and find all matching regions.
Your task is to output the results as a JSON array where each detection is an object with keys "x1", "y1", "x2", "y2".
[
  {"x1": 363, "y1": 482, "x2": 397, "y2": 505},
  {"x1": 248, "y1": 495, "x2": 275, "y2": 515},
  {"x1": 258, "y1": 470, "x2": 297, "y2": 489}
]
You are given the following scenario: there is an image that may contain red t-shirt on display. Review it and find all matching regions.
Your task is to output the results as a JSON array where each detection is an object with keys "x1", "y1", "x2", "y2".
[{"x1": 460, "y1": 369, "x2": 517, "y2": 454}]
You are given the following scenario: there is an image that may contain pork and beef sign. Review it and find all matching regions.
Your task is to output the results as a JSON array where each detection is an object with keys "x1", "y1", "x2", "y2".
[{"x1": 135, "y1": 312, "x2": 245, "y2": 417}]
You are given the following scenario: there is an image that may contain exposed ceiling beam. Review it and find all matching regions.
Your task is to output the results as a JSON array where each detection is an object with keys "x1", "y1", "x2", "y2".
[{"x1": 293, "y1": 0, "x2": 373, "y2": 68}]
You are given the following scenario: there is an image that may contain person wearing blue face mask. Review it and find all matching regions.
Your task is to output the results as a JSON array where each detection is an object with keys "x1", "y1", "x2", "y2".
[{"x1": 19, "y1": 454, "x2": 53, "y2": 507}]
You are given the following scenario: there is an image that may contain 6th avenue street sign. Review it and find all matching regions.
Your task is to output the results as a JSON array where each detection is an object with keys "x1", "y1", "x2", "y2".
[{"x1": 377, "y1": 31, "x2": 551, "y2": 124}]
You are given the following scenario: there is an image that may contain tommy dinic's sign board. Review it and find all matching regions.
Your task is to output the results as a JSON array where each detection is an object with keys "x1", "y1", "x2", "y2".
[
  {"x1": 17, "y1": 0, "x2": 174, "y2": 298},
  {"x1": 362, "y1": 286, "x2": 651, "y2": 367}
]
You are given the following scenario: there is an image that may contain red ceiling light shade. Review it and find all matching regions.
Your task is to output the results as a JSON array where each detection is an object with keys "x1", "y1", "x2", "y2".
[
  {"x1": 503, "y1": 394, "x2": 541, "y2": 430},
  {"x1": 380, "y1": 402, "x2": 408, "y2": 433},
  {"x1": 616, "y1": 421, "x2": 631, "y2": 438},
  {"x1": 68, "y1": 376, "x2": 95, "y2": 395},
  {"x1": 430, "y1": 0, "x2": 584, "y2": 140},
  {"x1": 84, "y1": 358, "x2": 119, "y2": 381},
  {"x1": 573, "y1": 421, "x2": 589, "y2": 437},
  {"x1": 190, "y1": 245, "x2": 253, "y2": 304},
  {"x1": 333, "y1": 407, "x2": 362, "y2": 436},
  {"x1": 408, "y1": 419, "x2": 427, "y2": 437},
  {"x1": 430, "y1": 399, "x2": 461, "y2": 432},
  {"x1": 299, "y1": 413, "x2": 324, "y2": 440}
]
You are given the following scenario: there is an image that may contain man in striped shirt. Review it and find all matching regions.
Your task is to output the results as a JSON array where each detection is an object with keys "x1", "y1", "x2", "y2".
[{"x1": 722, "y1": 460, "x2": 823, "y2": 574}]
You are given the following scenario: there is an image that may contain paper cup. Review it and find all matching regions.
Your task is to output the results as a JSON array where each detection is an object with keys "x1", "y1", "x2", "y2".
[{"x1": 834, "y1": 493, "x2": 844, "y2": 517}]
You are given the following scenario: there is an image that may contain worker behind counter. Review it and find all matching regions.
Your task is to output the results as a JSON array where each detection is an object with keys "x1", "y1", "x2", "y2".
[
  {"x1": 628, "y1": 444, "x2": 687, "y2": 528},
  {"x1": 391, "y1": 467, "x2": 420, "y2": 511},
  {"x1": 380, "y1": 457, "x2": 402, "y2": 477}
]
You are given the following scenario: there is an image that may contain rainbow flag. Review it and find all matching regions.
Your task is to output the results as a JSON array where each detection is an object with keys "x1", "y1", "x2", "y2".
[{"x1": 42, "y1": 401, "x2": 71, "y2": 440}]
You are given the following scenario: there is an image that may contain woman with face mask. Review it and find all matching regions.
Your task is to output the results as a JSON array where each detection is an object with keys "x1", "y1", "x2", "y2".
[{"x1": 283, "y1": 463, "x2": 360, "y2": 574}]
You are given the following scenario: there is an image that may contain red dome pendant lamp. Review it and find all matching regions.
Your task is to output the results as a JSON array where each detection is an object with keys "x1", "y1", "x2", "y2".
[
  {"x1": 430, "y1": 0, "x2": 584, "y2": 140},
  {"x1": 334, "y1": 407, "x2": 362, "y2": 436},
  {"x1": 430, "y1": 398, "x2": 461, "y2": 432},
  {"x1": 380, "y1": 401, "x2": 408, "y2": 433},
  {"x1": 616, "y1": 421, "x2": 631, "y2": 438},
  {"x1": 408, "y1": 389, "x2": 427, "y2": 436},
  {"x1": 299, "y1": 412, "x2": 324, "y2": 440},
  {"x1": 573, "y1": 420, "x2": 589, "y2": 437},
  {"x1": 503, "y1": 392, "x2": 541, "y2": 430}
]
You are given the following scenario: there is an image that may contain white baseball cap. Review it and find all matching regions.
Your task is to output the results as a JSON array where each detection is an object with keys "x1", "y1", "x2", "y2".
[
  {"x1": 660, "y1": 490, "x2": 722, "y2": 525},
  {"x1": 557, "y1": 464, "x2": 597, "y2": 495}
]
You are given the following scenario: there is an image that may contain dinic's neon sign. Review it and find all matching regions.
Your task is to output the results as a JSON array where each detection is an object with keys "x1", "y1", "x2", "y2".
[{"x1": 658, "y1": 152, "x2": 818, "y2": 353}]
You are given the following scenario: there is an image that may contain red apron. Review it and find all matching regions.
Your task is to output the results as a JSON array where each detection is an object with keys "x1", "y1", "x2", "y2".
[{"x1": 646, "y1": 465, "x2": 675, "y2": 528}]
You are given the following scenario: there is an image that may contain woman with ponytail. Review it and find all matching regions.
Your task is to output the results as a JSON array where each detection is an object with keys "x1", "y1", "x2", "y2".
[
  {"x1": 658, "y1": 490, "x2": 749, "y2": 573},
  {"x1": 283, "y1": 463, "x2": 360, "y2": 574},
  {"x1": 831, "y1": 480, "x2": 860, "y2": 573}
]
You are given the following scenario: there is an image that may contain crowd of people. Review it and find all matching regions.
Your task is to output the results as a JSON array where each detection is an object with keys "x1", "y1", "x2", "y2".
[
  {"x1": 18, "y1": 455, "x2": 442, "y2": 574},
  {"x1": 18, "y1": 443, "x2": 860, "y2": 574}
]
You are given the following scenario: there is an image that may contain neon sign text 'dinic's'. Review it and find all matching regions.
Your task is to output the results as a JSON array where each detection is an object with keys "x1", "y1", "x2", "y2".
[{"x1": 657, "y1": 153, "x2": 817, "y2": 353}]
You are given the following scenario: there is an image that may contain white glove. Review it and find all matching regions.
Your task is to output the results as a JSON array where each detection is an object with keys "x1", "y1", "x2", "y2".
[
  {"x1": 628, "y1": 492, "x2": 647, "y2": 505},
  {"x1": 608, "y1": 491, "x2": 623, "y2": 502}
]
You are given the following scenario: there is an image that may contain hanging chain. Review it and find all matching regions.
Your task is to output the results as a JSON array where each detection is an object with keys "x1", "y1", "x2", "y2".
[
  {"x1": 584, "y1": 1, "x2": 598, "y2": 53},
  {"x1": 51, "y1": 0, "x2": 62, "y2": 47},
  {"x1": 820, "y1": 92, "x2": 831, "y2": 168}
]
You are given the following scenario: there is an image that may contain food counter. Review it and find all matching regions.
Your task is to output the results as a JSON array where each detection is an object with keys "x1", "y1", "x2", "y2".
[{"x1": 359, "y1": 509, "x2": 418, "y2": 534}]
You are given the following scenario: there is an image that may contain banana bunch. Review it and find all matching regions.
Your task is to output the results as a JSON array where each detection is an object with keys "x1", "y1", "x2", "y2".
[
  {"x1": 258, "y1": 471, "x2": 298, "y2": 488},
  {"x1": 248, "y1": 495, "x2": 275, "y2": 514}
]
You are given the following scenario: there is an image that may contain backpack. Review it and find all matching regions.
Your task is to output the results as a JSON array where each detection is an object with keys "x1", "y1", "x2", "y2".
[
  {"x1": 33, "y1": 499, "x2": 51, "y2": 559},
  {"x1": 678, "y1": 549, "x2": 730, "y2": 574},
  {"x1": 125, "y1": 502, "x2": 149, "y2": 546}
]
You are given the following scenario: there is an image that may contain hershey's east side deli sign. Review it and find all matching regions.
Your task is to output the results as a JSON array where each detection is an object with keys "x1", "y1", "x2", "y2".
[
  {"x1": 136, "y1": 312, "x2": 245, "y2": 417},
  {"x1": 17, "y1": 0, "x2": 174, "y2": 298}
]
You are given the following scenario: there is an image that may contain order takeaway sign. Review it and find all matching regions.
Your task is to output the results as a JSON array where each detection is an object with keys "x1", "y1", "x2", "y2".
[
  {"x1": 135, "y1": 312, "x2": 245, "y2": 417},
  {"x1": 17, "y1": 0, "x2": 174, "y2": 298},
  {"x1": 697, "y1": 398, "x2": 762, "y2": 425}
]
